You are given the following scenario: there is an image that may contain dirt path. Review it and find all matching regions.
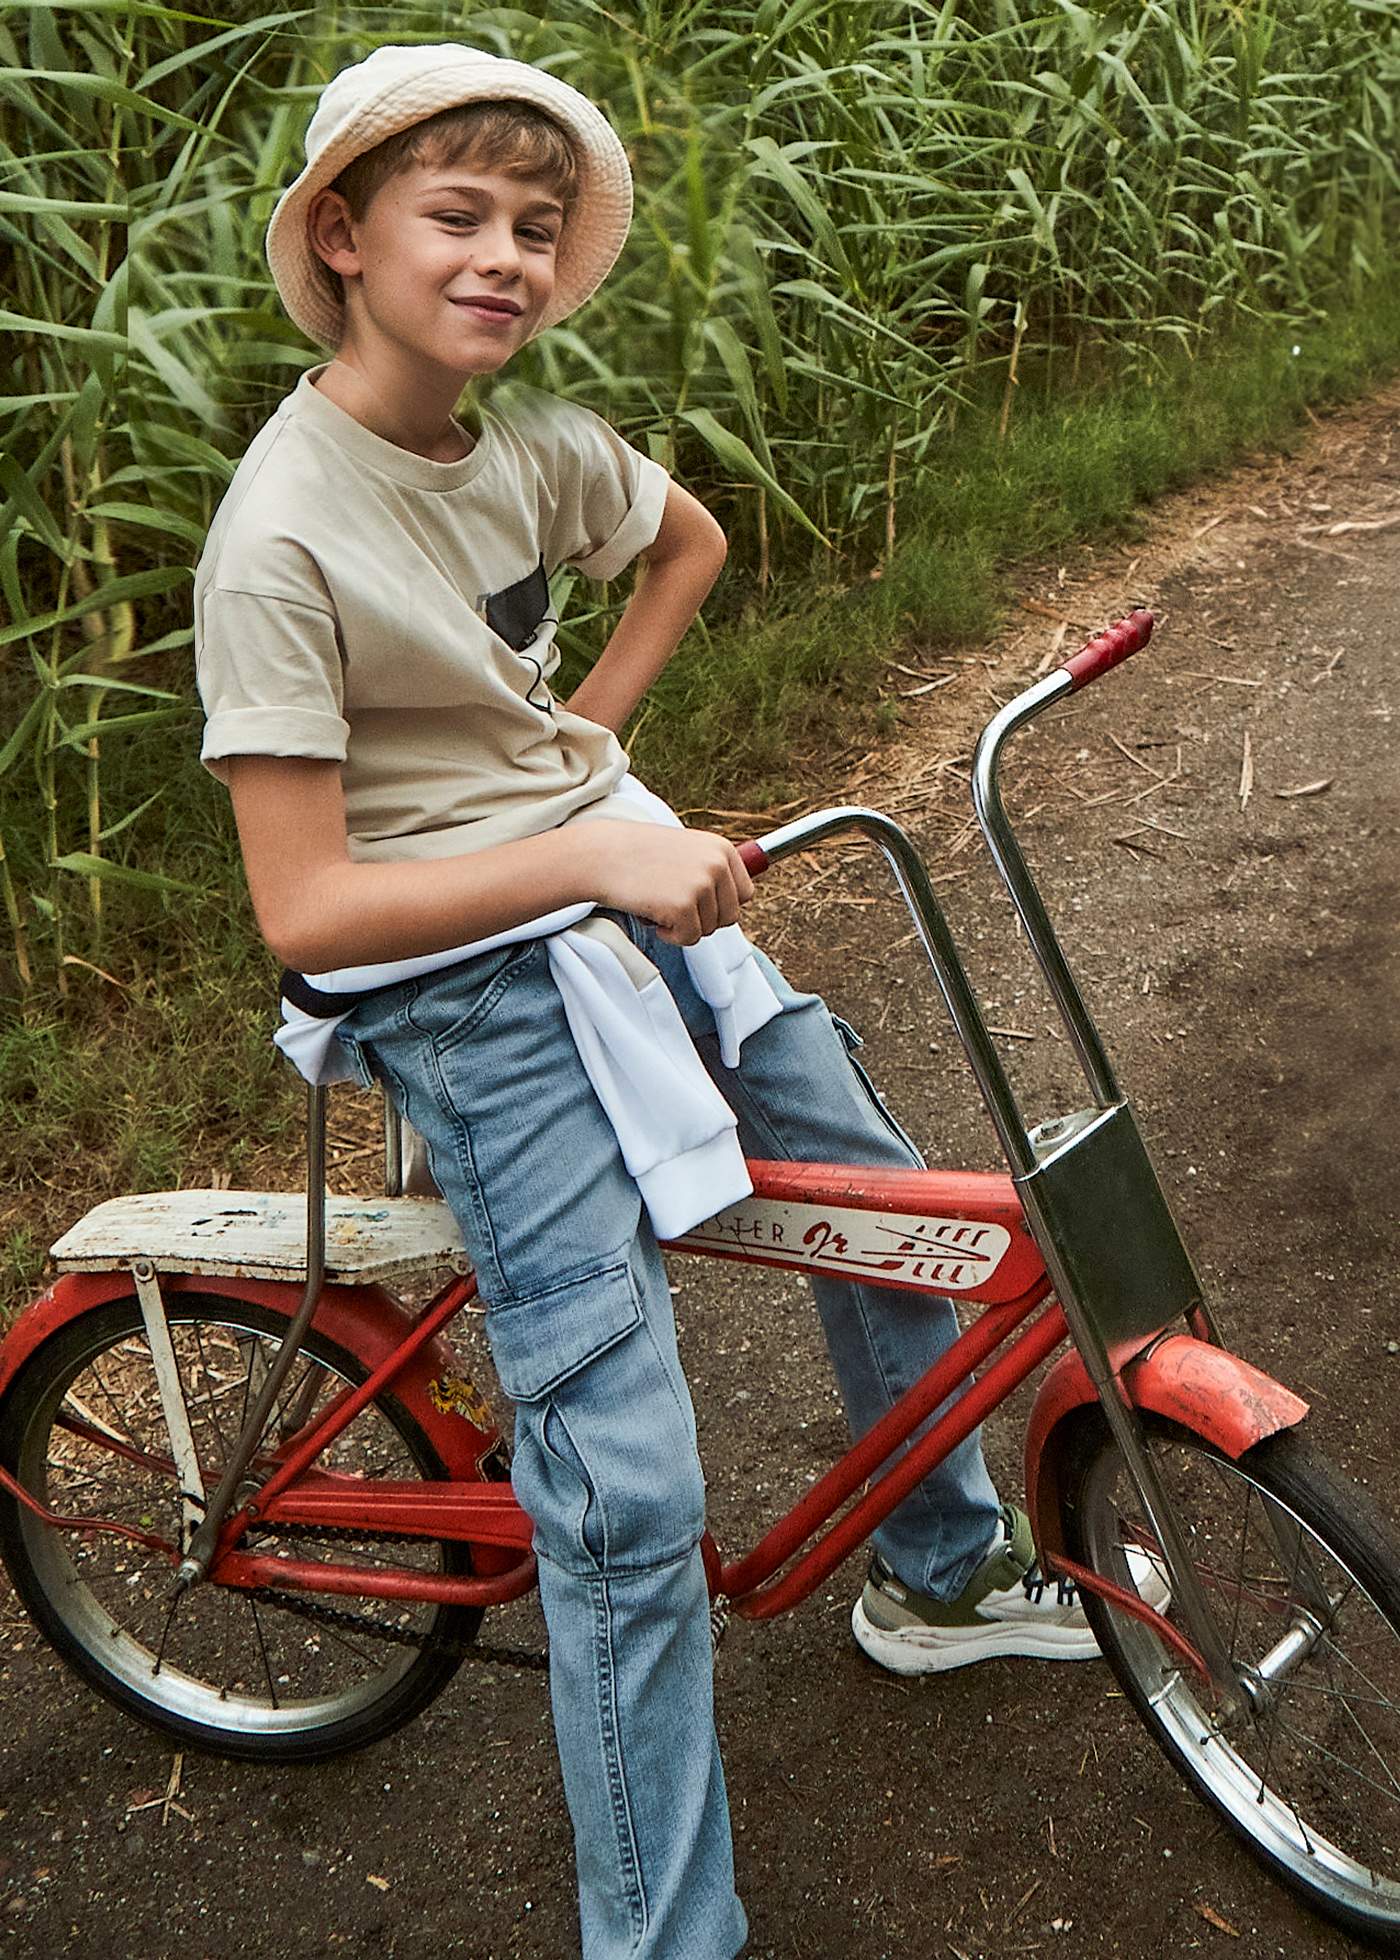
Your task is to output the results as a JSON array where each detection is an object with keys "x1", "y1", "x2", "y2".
[{"x1": 2, "y1": 386, "x2": 1399, "y2": 1958}]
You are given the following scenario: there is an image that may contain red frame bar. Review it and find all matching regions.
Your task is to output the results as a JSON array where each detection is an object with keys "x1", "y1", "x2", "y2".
[
  {"x1": 222, "y1": 1272, "x2": 478, "y2": 1546},
  {"x1": 213, "y1": 1546, "x2": 538, "y2": 1607},
  {"x1": 720, "y1": 1283, "x2": 1048, "y2": 1600},
  {"x1": 0, "y1": 1458, "x2": 177, "y2": 1558},
  {"x1": 733, "y1": 1302, "x2": 1068, "y2": 1618},
  {"x1": 259, "y1": 1475, "x2": 534, "y2": 1550},
  {"x1": 666, "y1": 1161, "x2": 1043, "y2": 1306},
  {"x1": 1046, "y1": 1551, "x2": 1207, "y2": 1682}
]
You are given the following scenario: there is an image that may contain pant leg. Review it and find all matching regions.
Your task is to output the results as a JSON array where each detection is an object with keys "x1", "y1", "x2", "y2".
[
  {"x1": 643, "y1": 931, "x2": 1002, "y2": 1600},
  {"x1": 336, "y1": 946, "x2": 747, "y2": 1960}
]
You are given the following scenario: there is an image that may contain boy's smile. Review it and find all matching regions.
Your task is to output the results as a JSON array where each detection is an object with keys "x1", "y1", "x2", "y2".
[{"x1": 307, "y1": 160, "x2": 565, "y2": 456}]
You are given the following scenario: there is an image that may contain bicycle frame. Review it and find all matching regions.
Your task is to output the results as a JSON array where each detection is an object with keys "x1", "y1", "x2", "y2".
[{"x1": 0, "y1": 608, "x2": 1313, "y2": 1710}]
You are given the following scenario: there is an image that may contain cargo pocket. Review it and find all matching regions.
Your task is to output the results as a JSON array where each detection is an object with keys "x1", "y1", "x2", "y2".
[
  {"x1": 830, "y1": 1012, "x2": 924, "y2": 1162},
  {"x1": 483, "y1": 1258, "x2": 644, "y2": 1404}
]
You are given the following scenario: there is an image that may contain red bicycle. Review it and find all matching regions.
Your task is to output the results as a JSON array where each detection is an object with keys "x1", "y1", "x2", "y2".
[{"x1": 3, "y1": 613, "x2": 1399, "y2": 1947}]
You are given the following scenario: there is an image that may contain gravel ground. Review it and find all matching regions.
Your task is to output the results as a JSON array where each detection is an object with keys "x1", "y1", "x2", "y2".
[{"x1": 2, "y1": 384, "x2": 1399, "y2": 1959}]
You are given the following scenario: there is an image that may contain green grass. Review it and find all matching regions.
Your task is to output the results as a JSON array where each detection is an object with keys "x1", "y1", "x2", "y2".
[
  {"x1": 632, "y1": 267, "x2": 1400, "y2": 806},
  {"x1": 3, "y1": 267, "x2": 1400, "y2": 1319}
]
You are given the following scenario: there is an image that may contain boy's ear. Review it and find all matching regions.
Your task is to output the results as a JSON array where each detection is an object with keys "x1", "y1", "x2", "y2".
[{"x1": 306, "y1": 186, "x2": 359, "y2": 280}]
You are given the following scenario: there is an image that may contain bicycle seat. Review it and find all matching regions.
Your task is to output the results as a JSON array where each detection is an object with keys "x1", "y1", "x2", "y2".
[{"x1": 49, "y1": 1187, "x2": 468, "y2": 1286}]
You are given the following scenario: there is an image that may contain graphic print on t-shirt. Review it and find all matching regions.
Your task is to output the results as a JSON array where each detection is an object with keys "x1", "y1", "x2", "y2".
[{"x1": 477, "y1": 557, "x2": 555, "y2": 712}]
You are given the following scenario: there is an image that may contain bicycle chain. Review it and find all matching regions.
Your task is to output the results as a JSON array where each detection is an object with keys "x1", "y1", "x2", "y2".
[
  {"x1": 247, "y1": 1519, "x2": 550, "y2": 1672},
  {"x1": 242, "y1": 1523, "x2": 729, "y2": 1667}
]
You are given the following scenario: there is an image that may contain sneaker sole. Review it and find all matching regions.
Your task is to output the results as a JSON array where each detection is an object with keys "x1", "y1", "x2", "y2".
[
  {"x1": 851, "y1": 1549, "x2": 1174, "y2": 1677},
  {"x1": 851, "y1": 1595, "x2": 1103, "y2": 1674}
]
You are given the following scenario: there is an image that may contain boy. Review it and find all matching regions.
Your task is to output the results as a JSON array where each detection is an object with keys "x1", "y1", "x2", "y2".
[{"x1": 194, "y1": 43, "x2": 1102, "y2": 1960}]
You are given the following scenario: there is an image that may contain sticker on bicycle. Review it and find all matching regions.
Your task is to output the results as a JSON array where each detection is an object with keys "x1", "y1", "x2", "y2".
[
  {"x1": 428, "y1": 1371, "x2": 495, "y2": 1430},
  {"x1": 674, "y1": 1200, "x2": 1011, "y2": 1291}
]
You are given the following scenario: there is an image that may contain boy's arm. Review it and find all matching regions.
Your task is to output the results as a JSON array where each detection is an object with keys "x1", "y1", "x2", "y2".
[
  {"x1": 561, "y1": 478, "x2": 727, "y2": 733},
  {"x1": 226, "y1": 478, "x2": 740, "y2": 974},
  {"x1": 227, "y1": 756, "x2": 752, "y2": 974}
]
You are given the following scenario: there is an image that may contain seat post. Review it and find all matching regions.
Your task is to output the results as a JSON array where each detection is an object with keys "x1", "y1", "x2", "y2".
[
  {"x1": 383, "y1": 1093, "x2": 442, "y2": 1198},
  {"x1": 384, "y1": 1090, "x2": 404, "y2": 1195}
]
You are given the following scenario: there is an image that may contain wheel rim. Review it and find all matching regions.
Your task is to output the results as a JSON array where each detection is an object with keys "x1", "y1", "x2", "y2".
[
  {"x1": 13, "y1": 1304, "x2": 457, "y2": 1737},
  {"x1": 1079, "y1": 1434, "x2": 1400, "y2": 1929}
]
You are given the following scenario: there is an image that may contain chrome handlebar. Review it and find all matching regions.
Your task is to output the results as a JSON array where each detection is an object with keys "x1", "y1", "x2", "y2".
[{"x1": 740, "y1": 612, "x2": 1155, "y2": 1171}]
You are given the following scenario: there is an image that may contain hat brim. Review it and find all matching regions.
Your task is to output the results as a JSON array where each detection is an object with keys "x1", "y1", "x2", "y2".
[{"x1": 265, "y1": 52, "x2": 633, "y2": 351}]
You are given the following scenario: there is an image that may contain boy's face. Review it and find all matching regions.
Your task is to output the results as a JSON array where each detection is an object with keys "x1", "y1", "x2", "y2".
[{"x1": 313, "y1": 159, "x2": 565, "y2": 375}]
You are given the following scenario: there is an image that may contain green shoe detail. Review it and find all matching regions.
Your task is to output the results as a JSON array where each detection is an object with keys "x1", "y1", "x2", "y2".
[
  {"x1": 862, "y1": 1506, "x2": 1053, "y2": 1632},
  {"x1": 853, "y1": 1505, "x2": 1167, "y2": 1674}
]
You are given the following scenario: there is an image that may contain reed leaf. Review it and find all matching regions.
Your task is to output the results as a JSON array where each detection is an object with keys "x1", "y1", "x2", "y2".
[
  {"x1": 49, "y1": 852, "x2": 197, "y2": 894},
  {"x1": 1, "y1": 0, "x2": 1398, "y2": 984}
]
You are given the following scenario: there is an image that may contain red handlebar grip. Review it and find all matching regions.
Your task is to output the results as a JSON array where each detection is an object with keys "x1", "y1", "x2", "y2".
[
  {"x1": 737, "y1": 839, "x2": 770, "y2": 876},
  {"x1": 1062, "y1": 607, "x2": 1155, "y2": 691}
]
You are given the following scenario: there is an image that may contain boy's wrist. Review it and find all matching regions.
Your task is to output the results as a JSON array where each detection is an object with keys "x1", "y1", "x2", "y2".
[{"x1": 556, "y1": 816, "x2": 610, "y2": 901}]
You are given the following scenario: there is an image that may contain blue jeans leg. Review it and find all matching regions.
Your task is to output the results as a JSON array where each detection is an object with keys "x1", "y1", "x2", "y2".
[
  {"x1": 643, "y1": 931, "x2": 1003, "y2": 1602},
  {"x1": 335, "y1": 945, "x2": 747, "y2": 1960}
]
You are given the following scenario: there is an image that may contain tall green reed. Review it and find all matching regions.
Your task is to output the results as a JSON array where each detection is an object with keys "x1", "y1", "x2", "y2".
[{"x1": 2, "y1": 0, "x2": 1399, "y2": 988}]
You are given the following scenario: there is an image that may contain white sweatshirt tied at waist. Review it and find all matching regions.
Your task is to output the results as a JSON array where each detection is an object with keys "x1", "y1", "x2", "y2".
[{"x1": 274, "y1": 775, "x2": 782, "y2": 1240}]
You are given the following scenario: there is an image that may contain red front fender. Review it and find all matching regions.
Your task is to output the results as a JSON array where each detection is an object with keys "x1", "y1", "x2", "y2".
[
  {"x1": 1025, "y1": 1334, "x2": 1310, "y2": 1565},
  {"x1": 0, "y1": 1269, "x2": 498, "y2": 1481}
]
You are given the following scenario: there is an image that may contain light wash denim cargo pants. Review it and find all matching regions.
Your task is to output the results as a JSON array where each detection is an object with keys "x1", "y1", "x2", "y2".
[{"x1": 336, "y1": 916, "x2": 1001, "y2": 1960}]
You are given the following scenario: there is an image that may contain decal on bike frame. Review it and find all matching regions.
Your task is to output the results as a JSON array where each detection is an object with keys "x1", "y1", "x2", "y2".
[
  {"x1": 674, "y1": 1199, "x2": 1011, "y2": 1292},
  {"x1": 428, "y1": 1371, "x2": 496, "y2": 1431}
]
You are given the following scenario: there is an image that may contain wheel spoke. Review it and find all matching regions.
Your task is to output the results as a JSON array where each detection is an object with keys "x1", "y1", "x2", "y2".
[
  {"x1": 87, "y1": 1357, "x2": 142, "y2": 1449},
  {"x1": 1269, "y1": 1676, "x2": 1397, "y2": 1713},
  {"x1": 2, "y1": 1295, "x2": 481, "y2": 1760},
  {"x1": 191, "y1": 1324, "x2": 232, "y2": 1456},
  {"x1": 301, "y1": 1615, "x2": 384, "y2": 1669},
  {"x1": 1327, "y1": 1678, "x2": 1400, "y2": 1805},
  {"x1": 1069, "y1": 1417, "x2": 1400, "y2": 1935},
  {"x1": 1225, "y1": 1476, "x2": 1251, "y2": 1660},
  {"x1": 246, "y1": 1597, "x2": 280, "y2": 1709},
  {"x1": 1316, "y1": 1626, "x2": 1398, "y2": 1711},
  {"x1": 152, "y1": 1590, "x2": 183, "y2": 1676},
  {"x1": 1266, "y1": 1708, "x2": 1400, "y2": 1814}
]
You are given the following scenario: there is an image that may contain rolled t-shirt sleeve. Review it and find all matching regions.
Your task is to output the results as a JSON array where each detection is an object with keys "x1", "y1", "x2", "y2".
[
  {"x1": 543, "y1": 400, "x2": 671, "y2": 583},
  {"x1": 196, "y1": 586, "x2": 350, "y2": 784}
]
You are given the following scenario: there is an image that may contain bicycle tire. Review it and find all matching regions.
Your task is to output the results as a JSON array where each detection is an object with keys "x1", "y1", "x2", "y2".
[
  {"x1": 1056, "y1": 1408, "x2": 1400, "y2": 1948},
  {"x1": 0, "y1": 1292, "x2": 483, "y2": 1764}
]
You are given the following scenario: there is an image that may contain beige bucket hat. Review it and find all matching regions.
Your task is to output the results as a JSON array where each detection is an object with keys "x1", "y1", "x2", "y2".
[{"x1": 264, "y1": 41, "x2": 634, "y2": 351}]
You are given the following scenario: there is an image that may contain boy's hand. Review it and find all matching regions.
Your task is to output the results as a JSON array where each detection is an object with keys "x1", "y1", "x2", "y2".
[{"x1": 572, "y1": 819, "x2": 754, "y2": 946}]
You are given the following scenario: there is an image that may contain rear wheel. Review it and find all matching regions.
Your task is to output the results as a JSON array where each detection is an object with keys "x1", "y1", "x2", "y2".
[
  {"x1": 1058, "y1": 1411, "x2": 1400, "y2": 1948},
  {"x1": 0, "y1": 1293, "x2": 482, "y2": 1763}
]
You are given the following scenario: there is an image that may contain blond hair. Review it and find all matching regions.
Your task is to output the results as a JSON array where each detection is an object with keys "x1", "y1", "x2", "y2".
[{"x1": 329, "y1": 97, "x2": 579, "y2": 220}]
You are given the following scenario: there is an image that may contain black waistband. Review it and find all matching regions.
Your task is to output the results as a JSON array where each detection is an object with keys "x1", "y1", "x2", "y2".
[{"x1": 279, "y1": 967, "x2": 387, "y2": 1019}]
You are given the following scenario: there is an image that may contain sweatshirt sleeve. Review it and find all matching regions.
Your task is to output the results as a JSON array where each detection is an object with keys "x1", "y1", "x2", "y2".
[
  {"x1": 536, "y1": 397, "x2": 671, "y2": 582},
  {"x1": 195, "y1": 585, "x2": 350, "y2": 785}
]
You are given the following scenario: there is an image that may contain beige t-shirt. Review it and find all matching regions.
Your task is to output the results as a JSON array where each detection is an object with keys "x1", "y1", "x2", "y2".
[{"x1": 193, "y1": 362, "x2": 671, "y2": 862}]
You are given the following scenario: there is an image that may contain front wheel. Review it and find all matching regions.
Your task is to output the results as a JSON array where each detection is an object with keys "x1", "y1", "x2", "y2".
[
  {"x1": 0, "y1": 1293, "x2": 483, "y2": 1764},
  {"x1": 1057, "y1": 1411, "x2": 1400, "y2": 1949}
]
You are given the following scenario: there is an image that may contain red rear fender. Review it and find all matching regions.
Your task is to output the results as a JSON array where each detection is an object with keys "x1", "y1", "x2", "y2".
[{"x1": 0, "y1": 1270, "x2": 497, "y2": 1480}]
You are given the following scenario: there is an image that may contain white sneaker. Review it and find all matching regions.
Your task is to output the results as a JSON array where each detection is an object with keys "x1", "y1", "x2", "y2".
[{"x1": 851, "y1": 1505, "x2": 1169, "y2": 1676}]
